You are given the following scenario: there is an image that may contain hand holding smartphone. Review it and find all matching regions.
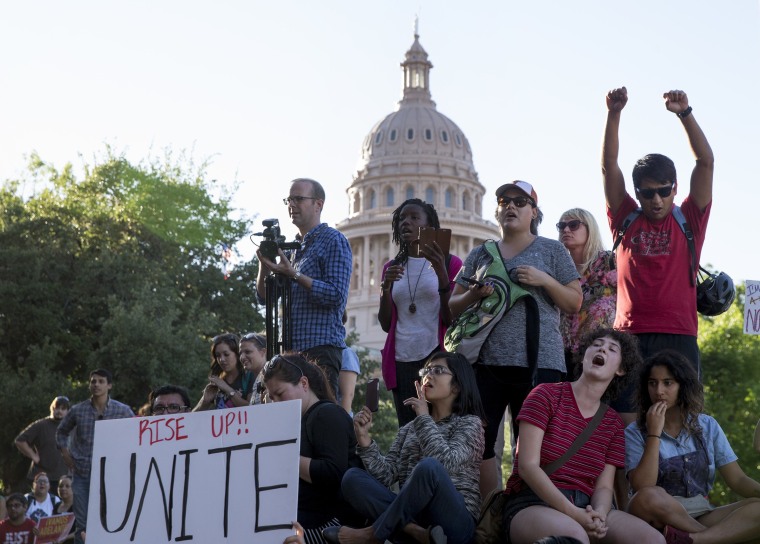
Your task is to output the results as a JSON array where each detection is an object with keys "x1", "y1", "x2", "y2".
[
  {"x1": 365, "y1": 378, "x2": 380, "y2": 412},
  {"x1": 462, "y1": 276, "x2": 485, "y2": 287}
]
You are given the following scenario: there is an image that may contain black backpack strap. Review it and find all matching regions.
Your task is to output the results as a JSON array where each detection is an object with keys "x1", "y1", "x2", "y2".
[
  {"x1": 671, "y1": 205, "x2": 697, "y2": 287},
  {"x1": 611, "y1": 208, "x2": 642, "y2": 253}
]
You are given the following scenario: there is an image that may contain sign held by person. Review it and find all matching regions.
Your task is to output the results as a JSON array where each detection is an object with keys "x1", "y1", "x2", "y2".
[
  {"x1": 745, "y1": 280, "x2": 760, "y2": 335},
  {"x1": 87, "y1": 401, "x2": 301, "y2": 543}
]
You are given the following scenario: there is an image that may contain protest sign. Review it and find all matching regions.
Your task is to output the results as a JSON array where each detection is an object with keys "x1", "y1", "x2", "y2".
[
  {"x1": 86, "y1": 401, "x2": 301, "y2": 543},
  {"x1": 36, "y1": 513, "x2": 75, "y2": 544},
  {"x1": 745, "y1": 280, "x2": 760, "y2": 335}
]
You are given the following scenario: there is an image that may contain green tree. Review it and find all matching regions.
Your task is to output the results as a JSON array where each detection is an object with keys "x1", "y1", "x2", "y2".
[
  {"x1": 699, "y1": 284, "x2": 760, "y2": 505},
  {"x1": 0, "y1": 151, "x2": 263, "y2": 490}
]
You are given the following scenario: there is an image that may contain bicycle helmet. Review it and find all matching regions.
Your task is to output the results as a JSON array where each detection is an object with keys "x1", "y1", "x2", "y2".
[{"x1": 696, "y1": 267, "x2": 735, "y2": 316}]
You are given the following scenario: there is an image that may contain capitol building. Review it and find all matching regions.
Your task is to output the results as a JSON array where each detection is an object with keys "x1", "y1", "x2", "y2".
[{"x1": 338, "y1": 30, "x2": 499, "y2": 351}]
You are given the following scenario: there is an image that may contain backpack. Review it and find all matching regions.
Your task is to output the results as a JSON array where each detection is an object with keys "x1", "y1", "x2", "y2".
[
  {"x1": 443, "y1": 241, "x2": 540, "y2": 384},
  {"x1": 611, "y1": 206, "x2": 735, "y2": 316}
]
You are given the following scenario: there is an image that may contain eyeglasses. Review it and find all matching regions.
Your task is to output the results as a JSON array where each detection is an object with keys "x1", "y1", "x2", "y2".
[
  {"x1": 264, "y1": 354, "x2": 305, "y2": 379},
  {"x1": 636, "y1": 184, "x2": 674, "y2": 200},
  {"x1": 497, "y1": 196, "x2": 534, "y2": 208},
  {"x1": 419, "y1": 365, "x2": 454, "y2": 378},
  {"x1": 152, "y1": 404, "x2": 188, "y2": 415},
  {"x1": 283, "y1": 196, "x2": 318, "y2": 205},
  {"x1": 556, "y1": 219, "x2": 586, "y2": 232},
  {"x1": 242, "y1": 333, "x2": 266, "y2": 349}
]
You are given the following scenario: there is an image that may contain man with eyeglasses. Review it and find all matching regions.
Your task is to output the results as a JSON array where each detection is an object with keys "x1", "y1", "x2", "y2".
[
  {"x1": 148, "y1": 384, "x2": 191, "y2": 415},
  {"x1": 602, "y1": 87, "x2": 714, "y2": 422},
  {"x1": 56, "y1": 369, "x2": 134, "y2": 544},
  {"x1": 15, "y1": 396, "x2": 71, "y2": 492},
  {"x1": 256, "y1": 178, "x2": 352, "y2": 396}
]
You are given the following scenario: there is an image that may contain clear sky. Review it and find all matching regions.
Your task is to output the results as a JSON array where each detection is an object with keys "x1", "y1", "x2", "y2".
[{"x1": 1, "y1": 1, "x2": 758, "y2": 282}]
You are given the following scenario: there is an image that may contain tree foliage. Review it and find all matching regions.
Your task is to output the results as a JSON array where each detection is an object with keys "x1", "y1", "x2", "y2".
[
  {"x1": 0, "y1": 151, "x2": 263, "y2": 490},
  {"x1": 699, "y1": 284, "x2": 760, "y2": 505}
]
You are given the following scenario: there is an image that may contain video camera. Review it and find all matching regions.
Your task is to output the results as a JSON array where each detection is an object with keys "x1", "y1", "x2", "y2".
[{"x1": 254, "y1": 218, "x2": 300, "y2": 261}]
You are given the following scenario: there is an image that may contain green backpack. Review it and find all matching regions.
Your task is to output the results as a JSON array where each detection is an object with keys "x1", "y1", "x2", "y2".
[{"x1": 444, "y1": 241, "x2": 540, "y2": 384}]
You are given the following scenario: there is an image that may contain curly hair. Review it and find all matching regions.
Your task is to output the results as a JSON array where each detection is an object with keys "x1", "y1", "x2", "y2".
[
  {"x1": 390, "y1": 198, "x2": 441, "y2": 265},
  {"x1": 574, "y1": 328, "x2": 642, "y2": 403},
  {"x1": 636, "y1": 350, "x2": 703, "y2": 437}
]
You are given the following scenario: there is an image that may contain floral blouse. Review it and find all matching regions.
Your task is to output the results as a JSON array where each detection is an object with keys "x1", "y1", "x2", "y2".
[{"x1": 560, "y1": 250, "x2": 617, "y2": 356}]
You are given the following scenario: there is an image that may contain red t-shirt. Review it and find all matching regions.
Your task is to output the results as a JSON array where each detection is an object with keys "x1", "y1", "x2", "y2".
[
  {"x1": 0, "y1": 517, "x2": 37, "y2": 544},
  {"x1": 505, "y1": 382, "x2": 625, "y2": 498},
  {"x1": 608, "y1": 195, "x2": 711, "y2": 336}
]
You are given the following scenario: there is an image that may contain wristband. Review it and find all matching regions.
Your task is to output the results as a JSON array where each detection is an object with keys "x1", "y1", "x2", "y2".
[
  {"x1": 647, "y1": 434, "x2": 661, "y2": 439},
  {"x1": 438, "y1": 286, "x2": 450, "y2": 294},
  {"x1": 676, "y1": 106, "x2": 693, "y2": 119}
]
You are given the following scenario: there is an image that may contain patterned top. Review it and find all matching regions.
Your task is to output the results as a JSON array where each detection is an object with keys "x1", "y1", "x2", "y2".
[
  {"x1": 506, "y1": 382, "x2": 625, "y2": 497},
  {"x1": 55, "y1": 397, "x2": 135, "y2": 477},
  {"x1": 257, "y1": 223, "x2": 351, "y2": 351},
  {"x1": 560, "y1": 250, "x2": 617, "y2": 356},
  {"x1": 357, "y1": 413, "x2": 484, "y2": 519}
]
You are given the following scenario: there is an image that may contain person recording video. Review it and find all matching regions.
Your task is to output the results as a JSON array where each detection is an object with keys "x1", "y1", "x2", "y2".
[{"x1": 256, "y1": 178, "x2": 352, "y2": 396}]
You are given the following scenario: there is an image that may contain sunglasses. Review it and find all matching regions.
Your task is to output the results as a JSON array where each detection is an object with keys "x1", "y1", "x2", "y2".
[
  {"x1": 636, "y1": 184, "x2": 674, "y2": 200},
  {"x1": 497, "y1": 196, "x2": 534, "y2": 208},
  {"x1": 419, "y1": 365, "x2": 454, "y2": 378},
  {"x1": 264, "y1": 354, "x2": 305, "y2": 379},
  {"x1": 283, "y1": 195, "x2": 318, "y2": 205},
  {"x1": 242, "y1": 333, "x2": 266, "y2": 349},
  {"x1": 556, "y1": 219, "x2": 586, "y2": 232},
  {"x1": 152, "y1": 404, "x2": 188, "y2": 415}
]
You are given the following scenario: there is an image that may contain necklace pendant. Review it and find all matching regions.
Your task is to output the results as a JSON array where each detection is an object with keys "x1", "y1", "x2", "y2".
[{"x1": 409, "y1": 302, "x2": 417, "y2": 313}]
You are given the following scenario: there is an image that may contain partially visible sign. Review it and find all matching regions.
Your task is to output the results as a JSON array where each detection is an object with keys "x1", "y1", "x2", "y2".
[
  {"x1": 36, "y1": 513, "x2": 75, "y2": 544},
  {"x1": 745, "y1": 280, "x2": 760, "y2": 335}
]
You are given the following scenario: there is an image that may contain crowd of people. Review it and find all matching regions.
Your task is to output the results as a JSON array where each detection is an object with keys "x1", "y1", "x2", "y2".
[{"x1": 3, "y1": 89, "x2": 759, "y2": 544}]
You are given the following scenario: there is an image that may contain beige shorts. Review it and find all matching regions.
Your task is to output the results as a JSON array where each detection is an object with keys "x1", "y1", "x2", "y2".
[{"x1": 674, "y1": 495, "x2": 715, "y2": 518}]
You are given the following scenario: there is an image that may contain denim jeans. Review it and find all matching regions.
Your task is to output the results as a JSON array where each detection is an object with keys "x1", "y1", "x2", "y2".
[
  {"x1": 72, "y1": 472, "x2": 90, "y2": 544},
  {"x1": 342, "y1": 458, "x2": 476, "y2": 544}
]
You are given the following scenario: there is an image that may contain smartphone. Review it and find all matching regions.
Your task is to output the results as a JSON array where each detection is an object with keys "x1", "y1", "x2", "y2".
[
  {"x1": 365, "y1": 378, "x2": 380, "y2": 412},
  {"x1": 462, "y1": 276, "x2": 485, "y2": 287},
  {"x1": 415, "y1": 227, "x2": 452, "y2": 257}
]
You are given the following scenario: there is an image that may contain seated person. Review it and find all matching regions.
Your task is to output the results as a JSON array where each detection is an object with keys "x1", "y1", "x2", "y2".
[
  {"x1": 502, "y1": 329, "x2": 664, "y2": 544},
  {"x1": 626, "y1": 349, "x2": 760, "y2": 544},
  {"x1": 325, "y1": 352, "x2": 485, "y2": 544},
  {"x1": 263, "y1": 352, "x2": 361, "y2": 543}
]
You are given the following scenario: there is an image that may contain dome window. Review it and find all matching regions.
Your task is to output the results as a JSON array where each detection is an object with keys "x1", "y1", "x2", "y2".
[
  {"x1": 445, "y1": 188, "x2": 454, "y2": 208},
  {"x1": 440, "y1": 130, "x2": 449, "y2": 143},
  {"x1": 389, "y1": 129, "x2": 397, "y2": 142},
  {"x1": 424, "y1": 129, "x2": 432, "y2": 141},
  {"x1": 405, "y1": 185, "x2": 414, "y2": 200},
  {"x1": 455, "y1": 133, "x2": 462, "y2": 146},
  {"x1": 406, "y1": 128, "x2": 414, "y2": 141},
  {"x1": 368, "y1": 189, "x2": 376, "y2": 209},
  {"x1": 386, "y1": 187, "x2": 394, "y2": 207},
  {"x1": 375, "y1": 131, "x2": 384, "y2": 144},
  {"x1": 425, "y1": 187, "x2": 434, "y2": 203}
]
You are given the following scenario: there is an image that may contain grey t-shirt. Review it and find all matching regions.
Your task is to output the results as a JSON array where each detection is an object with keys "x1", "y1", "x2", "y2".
[{"x1": 457, "y1": 237, "x2": 579, "y2": 372}]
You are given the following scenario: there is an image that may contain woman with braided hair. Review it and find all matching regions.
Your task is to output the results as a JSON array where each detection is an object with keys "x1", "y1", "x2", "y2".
[{"x1": 378, "y1": 198, "x2": 462, "y2": 427}]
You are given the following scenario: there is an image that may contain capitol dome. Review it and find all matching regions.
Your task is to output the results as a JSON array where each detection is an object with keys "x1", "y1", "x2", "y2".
[{"x1": 338, "y1": 30, "x2": 499, "y2": 351}]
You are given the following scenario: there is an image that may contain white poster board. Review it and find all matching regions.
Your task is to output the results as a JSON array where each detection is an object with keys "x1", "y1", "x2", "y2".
[
  {"x1": 87, "y1": 401, "x2": 301, "y2": 543},
  {"x1": 745, "y1": 280, "x2": 760, "y2": 335}
]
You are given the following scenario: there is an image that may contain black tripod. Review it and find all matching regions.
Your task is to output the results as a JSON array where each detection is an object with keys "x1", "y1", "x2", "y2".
[{"x1": 264, "y1": 273, "x2": 292, "y2": 360}]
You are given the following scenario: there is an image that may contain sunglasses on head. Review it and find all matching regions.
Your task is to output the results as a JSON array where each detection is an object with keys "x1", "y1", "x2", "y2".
[
  {"x1": 264, "y1": 354, "x2": 305, "y2": 379},
  {"x1": 242, "y1": 333, "x2": 266, "y2": 349},
  {"x1": 497, "y1": 196, "x2": 534, "y2": 208},
  {"x1": 556, "y1": 219, "x2": 586, "y2": 232},
  {"x1": 636, "y1": 184, "x2": 674, "y2": 200}
]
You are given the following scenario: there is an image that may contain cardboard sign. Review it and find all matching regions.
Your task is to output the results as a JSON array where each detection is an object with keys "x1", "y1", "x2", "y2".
[
  {"x1": 745, "y1": 280, "x2": 760, "y2": 335},
  {"x1": 36, "y1": 513, "x2": 75, "y2": 544},
  {"x1": 87, "y1": 401, "x2": 301, "y2": 543}
]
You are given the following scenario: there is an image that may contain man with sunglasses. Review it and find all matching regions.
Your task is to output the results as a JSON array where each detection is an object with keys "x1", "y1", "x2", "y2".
[
  {"x1": 256, "y1": 178, "x2": 352, "y2": 396},
  {"x1": 602, "y1": 87, "x2": 714, "y2": 422}
]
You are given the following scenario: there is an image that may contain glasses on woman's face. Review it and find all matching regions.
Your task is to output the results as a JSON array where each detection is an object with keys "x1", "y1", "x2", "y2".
[
  {"x1": 635, "y1": 184, "x2": 674, "y2": 200},
  {"x1": 497, "y1": 196, "x2": 534, "y2": 208},
  {"x1": 419, "y1": 365, "x2": 454, "y2": 378},
  {"x1": 556, "y1": 219, "x2": 586, "y2": 232}
]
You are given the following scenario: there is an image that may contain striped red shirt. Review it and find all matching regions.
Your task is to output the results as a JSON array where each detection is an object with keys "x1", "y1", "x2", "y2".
[{"x1": 505, "y1": 382, "x2": 625, "y2": 497}]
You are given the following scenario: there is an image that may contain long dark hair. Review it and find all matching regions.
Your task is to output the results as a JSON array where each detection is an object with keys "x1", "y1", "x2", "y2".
[
  {"x1": 424, "y1": 351, "x2": 486, "y2": 421},
  {"x1": 390, "y1": 198, "x2": 441, "y2": 265},
  {"x1": 210, "y1": 333, "x2": 242, "y2": 377},
  {"x1": 574, "y1": 328, "x2": 642, "y2": 403},
  {"x1": 637, "y1": 350, "x2": 703, "y2": 437},
  {"x1": 262, "y1": 351, "x2": 335, "y2": 402}
]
